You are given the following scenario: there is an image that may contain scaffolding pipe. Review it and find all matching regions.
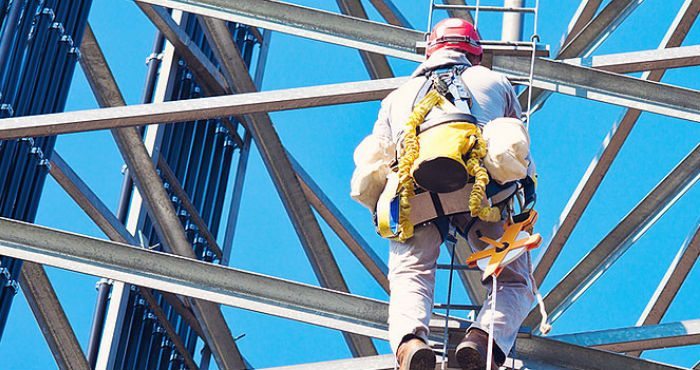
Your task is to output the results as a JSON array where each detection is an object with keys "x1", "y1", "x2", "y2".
[
  {"x1": 86, "y1": 279, "x2": 111, "y2": 368},
  {"x1": 0, "y1": 0, "x2": 21, "y2": 77},
  {"x1": 501, "y1": 0, "x2": 524, "y2": 42}
]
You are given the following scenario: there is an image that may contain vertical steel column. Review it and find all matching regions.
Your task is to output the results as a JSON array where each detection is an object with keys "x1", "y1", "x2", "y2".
[{"x1": 501, "y1": 0, "x2": 524, "y2": 42}]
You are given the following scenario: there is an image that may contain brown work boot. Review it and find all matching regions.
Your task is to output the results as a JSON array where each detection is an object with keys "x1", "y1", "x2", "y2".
[
  {"x1": 397, "y1": 336, "x2": 436, "y2": 370},
  {"x1": 455, "y1": 329, "x2": 504, "y2": 370}
]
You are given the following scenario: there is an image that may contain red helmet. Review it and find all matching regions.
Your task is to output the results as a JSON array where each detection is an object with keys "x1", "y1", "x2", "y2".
[{"x1": 427, "y1": 18, "x2": 482, "y2": 58}]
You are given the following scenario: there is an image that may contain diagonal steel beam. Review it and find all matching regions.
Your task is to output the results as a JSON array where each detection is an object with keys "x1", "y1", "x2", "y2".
[
  {"x1": 551, "y1": 319, "x2": 700, "y2": 353},
  {"x1": 80, "y1": 23, "x2": 245, "y2": 369},
  {"x1": 441, "y1": 0, "x2": 476, "y2": 24},
  {"x1": 519, "y1": 0, "x2": 644, "y2": 112},
  {"x1": 49, "y1": 152, "x2": 134, "y2": 244},
  {"x1": 533, "y1": 0, "x2": 700, "y2": 286},
  {"x1": 49, "y1": 151, "x2": 201, "y2": 369},
  {"x1": 515, "y1": 335, "x2": 684, "y2": 370},
  {"x1": 287, "y1": 153, "x2": 390, "y2": 294},
  {"x1": 628, "y1": 222, "x2": 700, "y2": 357},
  {"x1": 560, "y1": 0, "x2": 603, "y2": 49},
  {"x1": 195, "y1": 14, "x2": 377, "y2": 357},
  {"x1": 367, "y1": 0, "x2": 412, "y2": 28},
  {"x1": 138, "y1": 4, "x2": 228, "y2": 96},
  {"x1": 19, "y1": 263, "x2": 91, "y2": 370},
  {"x1": 336, "y1": 0, "x2": 394, "y2": 79},
  {"x1": 524, "y1": 144, "x2": 700, "y2": 330}
]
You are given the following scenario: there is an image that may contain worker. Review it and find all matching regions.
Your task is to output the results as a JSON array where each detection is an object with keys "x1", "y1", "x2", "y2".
[{"x1": 355, "y1": 18, "x2": 537, "y2": 370}]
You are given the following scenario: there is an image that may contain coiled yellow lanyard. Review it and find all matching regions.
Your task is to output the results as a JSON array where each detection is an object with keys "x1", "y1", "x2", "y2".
[{"x1": 394, "y1": 90, "x2": 500, "y2": 242}]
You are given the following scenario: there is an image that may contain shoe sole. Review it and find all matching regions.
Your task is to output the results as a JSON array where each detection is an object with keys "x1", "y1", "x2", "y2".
[
  {"x1": 406, "y1": 347, "x2": 436, "y2": 370},
  {"x1": 455, "y1": 346, "x2": 486, "y2": 370}
]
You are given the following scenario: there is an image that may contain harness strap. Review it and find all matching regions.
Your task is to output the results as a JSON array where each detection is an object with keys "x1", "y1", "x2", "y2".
[
  {"x1": 447, "y1": 66, "x2": 474, "y2": 114},
  {"x1": 417, "y1": 112, "x2": 477, "y2": 135}
]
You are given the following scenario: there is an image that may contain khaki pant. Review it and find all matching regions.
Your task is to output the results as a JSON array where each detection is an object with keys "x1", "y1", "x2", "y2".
[{"x1": 388, "y1": 216, "x2": 535, "y2": 356}]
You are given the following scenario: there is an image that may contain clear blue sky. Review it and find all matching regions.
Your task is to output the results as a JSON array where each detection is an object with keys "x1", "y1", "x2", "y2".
[{"x1": 1, "y1": 0, "x2": 699, "y2": 369}]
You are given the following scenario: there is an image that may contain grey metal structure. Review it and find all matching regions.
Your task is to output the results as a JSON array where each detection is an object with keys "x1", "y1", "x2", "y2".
[{"x1": 0, "y1": 1, "x2": 698, "y2": 369}]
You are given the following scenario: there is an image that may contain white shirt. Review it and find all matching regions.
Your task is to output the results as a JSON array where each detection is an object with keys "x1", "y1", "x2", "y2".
[{"x1": 372, "y1": 49, "x2": 522, "y2": 142}]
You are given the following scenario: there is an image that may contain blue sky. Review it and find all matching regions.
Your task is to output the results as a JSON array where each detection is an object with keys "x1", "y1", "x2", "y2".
[{"x1": 1, "y1": 0, "x2": 699, "y2": 369}]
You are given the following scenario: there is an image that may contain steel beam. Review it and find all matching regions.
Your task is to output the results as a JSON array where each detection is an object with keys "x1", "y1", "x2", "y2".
[
  {"x1": 515, "y1": 335, "x2": 684, "y2": 370},
  {"x1": 494, "y1": 56, "x2": 700, "y2": 122},
  {"x1": 138, "y1": 3, "x2": 229, "y2": 95},
  {"x1": 49, "y1": 152, "x2": 133, "y2": 243},
  {"x1": 0, "y1": 217, "x2": 390, "y2": 339},
  {"x1": 260, "y1": 354, "x2": 396, "y2": 370},
  {"x1": 2, "y1": 217, "x2": 685, "y2": 370},
  {"x1": 441, "y1": 0, "x2": 476, "y2": 24},
  {"x1": 195, "y1": 16, "x2": 376, "y2": 356},
  {"x1": 135, "y1": 0, "x2": 425, "y2": 61},
  {"x1": 184, "y1": 10, "x2": 376, "y2": 355},
  {"x1": 336, "y1": 0, "x2": 394, "y2": 79},
  {"x1": 560, "y1": 0, "x2": 603, "y2": 49},
  {"x1": 19, "y1": 263, "x2": 91, "y2": 370},
  {"x1": 523, "y1": 144, "x2": 700, "y2": 330},
  {"x1": 532, "y1": 0, "x2": 700, "y2": 286},
  {"x1": 551, "y1": 319, "x2": 700, "y2": 353},
  {"x1": 4, "y1": 52, "x2": 700, "y2": 141},
  {"x1": 0, "y1": 77, "x2": 405, "y2": 140},
  {"x1": 287, "y1": 153, "x2": 390, "y2": 294},
  {"x1": 637, "y1": 220, "x2": 700, "y2": 324},
  {"x1": 49, "y1": 150, "x2": 202, "y2": 369},
  {"x1": 0, "y1": 217, "x2": 472, "y2": 342},
  {"x1": 135, "y1": 0, "x2": 546, "y2": 62},
  {"x1": 563, "y1": 45, "x2": 700, "y2": 74},
  {"x1": 260, "y1": 335, "x2": 687, "y2": 370},
  {"x1": 79, "y1": 23, "x2": 245, "y2": 370},
  {"x1": 628, "y1": 223, "x2": 700, "y2": 357},
  {"x1": 520, "y1": 0, "x2": 644, "y2": 111},
  {"x1": 367, "y1": 0, "x2": 411, "y2": 28}
]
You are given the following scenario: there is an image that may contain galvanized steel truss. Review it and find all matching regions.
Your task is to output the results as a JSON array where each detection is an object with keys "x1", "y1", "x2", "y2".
[{"x1": 0, "y1": 0, "x2": 699, "y2": 369}]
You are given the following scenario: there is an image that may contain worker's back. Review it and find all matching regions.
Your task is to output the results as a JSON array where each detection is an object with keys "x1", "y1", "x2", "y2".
[{"x1": 372, "y1": 49, "x2": 521, "y2": 143}]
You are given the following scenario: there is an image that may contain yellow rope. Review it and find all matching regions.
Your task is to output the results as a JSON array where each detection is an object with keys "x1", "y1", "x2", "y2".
[
  {"x1": 466, "y1": 136, "x2": 501, "y2": 222},
  {"x1": 395, "y1": 90, "x2": 443, "y2": 241},
  {"x1": 394, "y1": 90, "x2": 500, "y2": 242}
]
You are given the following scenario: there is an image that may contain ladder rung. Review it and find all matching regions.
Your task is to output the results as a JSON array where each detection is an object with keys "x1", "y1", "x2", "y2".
[
  {"x1": 437, "y1": 264, "x2": 477, "y2": 271},
  {"x1": 433, "y1": 4, "x2": 536, "y2": 14},
  {"x1": 480, "y1": 40, "x2": 536, "y2": 47},
  {"x1": 508, "y1": 76, "x2": 531, "y2": 84},
  {"x1": 434, "y1": 303, "x2": 481, "y2": 311}
]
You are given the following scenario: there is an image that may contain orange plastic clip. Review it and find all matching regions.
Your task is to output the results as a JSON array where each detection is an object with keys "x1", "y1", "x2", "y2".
[{"x1": 466, "y1": 210, "x2": 542, "y2": 280}]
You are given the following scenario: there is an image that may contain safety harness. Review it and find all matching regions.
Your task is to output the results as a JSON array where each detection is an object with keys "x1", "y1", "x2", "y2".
[{"x1": 375, "y1": 64, "x2": 534, "y2": 242}]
